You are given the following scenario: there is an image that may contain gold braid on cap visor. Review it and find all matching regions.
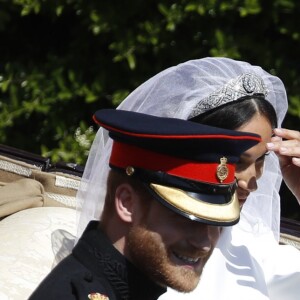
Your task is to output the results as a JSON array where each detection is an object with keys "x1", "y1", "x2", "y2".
[{"x1": 150, "y1": 183, "x2": 240, "y2": 223}]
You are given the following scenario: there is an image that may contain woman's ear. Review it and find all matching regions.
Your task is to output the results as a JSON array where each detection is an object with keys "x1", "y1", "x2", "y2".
[{"x1": 115, "y1": 183, "x2": 136, "y2": 223}]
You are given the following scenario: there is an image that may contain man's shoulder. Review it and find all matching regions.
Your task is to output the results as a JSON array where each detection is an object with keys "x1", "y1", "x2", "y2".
[{"x1": 29, "y1": 255, "x2": 115, "y2": 300}]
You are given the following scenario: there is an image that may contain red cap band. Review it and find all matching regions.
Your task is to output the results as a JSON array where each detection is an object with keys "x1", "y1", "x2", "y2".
[{"x1": 109, "y1": 141, "x2": 235, "y2": 184}]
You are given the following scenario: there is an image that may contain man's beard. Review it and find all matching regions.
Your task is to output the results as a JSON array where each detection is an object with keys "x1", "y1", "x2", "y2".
[{"x1": 127, "y1": 224, "x2": 211, "y2": 293}]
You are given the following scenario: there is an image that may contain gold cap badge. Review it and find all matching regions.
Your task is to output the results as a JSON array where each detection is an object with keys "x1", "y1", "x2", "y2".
[
  {"x1": 126, "y1": 166, "x2": 135, "y2": 176},
  {"x1": 216, "y1": 157, "x2": 229, "y2": 183},
  {"x1": 88, "y1": 293, "x2": 109, "y2": 300}
]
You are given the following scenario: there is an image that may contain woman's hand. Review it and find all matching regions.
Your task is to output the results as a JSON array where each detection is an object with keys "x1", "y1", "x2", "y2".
[{"x1": 267, "y1": 128, "x2": 300, "y2": 203}]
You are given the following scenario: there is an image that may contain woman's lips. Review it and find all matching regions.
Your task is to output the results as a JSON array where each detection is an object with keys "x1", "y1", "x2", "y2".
[
  {"x1": 239, "y1": 198, "x2": 247, "y2": 207},
  {"x1": 238, "y1": 192, "x2": 249, "y2": 207}
]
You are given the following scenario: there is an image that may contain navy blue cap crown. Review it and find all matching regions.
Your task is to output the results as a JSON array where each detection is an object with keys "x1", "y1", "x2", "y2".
[{"x1": 94, "y1": 109, "x2": 260, "y2": 164}]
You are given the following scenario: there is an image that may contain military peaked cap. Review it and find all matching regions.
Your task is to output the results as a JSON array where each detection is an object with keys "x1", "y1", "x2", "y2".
[{"x1": 93, "y1": 109, "x2": 261, "y2": 226}]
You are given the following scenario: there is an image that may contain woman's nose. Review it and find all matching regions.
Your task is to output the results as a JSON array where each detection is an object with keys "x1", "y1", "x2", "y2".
[
  {"x1": 236, "y1": 165, "x2": 258, "y2": 192},
  {"x1": 237, "y1": 178, "x2": 257, "y2": 192}
]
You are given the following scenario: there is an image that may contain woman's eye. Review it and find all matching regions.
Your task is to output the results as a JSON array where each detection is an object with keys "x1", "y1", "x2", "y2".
[
  {"x1": 236, "y1": 160, "x2": 247, "y2": 171},
  {"x1": 257, "y1": 151, "x2": 270, "y2": 162},
  {"x1": 236, "y1": 151, "x2": 270, "y2": 172}
]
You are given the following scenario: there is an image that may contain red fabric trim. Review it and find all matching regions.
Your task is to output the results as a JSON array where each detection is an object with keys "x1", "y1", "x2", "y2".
[
  {"x1": 109, "y1": 141, "x2": 235, "y2": 184},
  {"x1": 93, "y1": 116, "x2": 261, "y2": 142}
]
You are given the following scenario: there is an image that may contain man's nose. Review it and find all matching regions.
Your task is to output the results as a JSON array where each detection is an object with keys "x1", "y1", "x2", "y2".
[{"x1": 187, "y1": 223, "x2": 219, "y2": 252}]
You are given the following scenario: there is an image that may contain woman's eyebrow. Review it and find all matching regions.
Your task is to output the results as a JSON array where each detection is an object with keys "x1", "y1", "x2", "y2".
[
  {"x1": 239, "y1": 152, "x2": 252, "y2": 159},
  {"x1": 239, "y1": 150, "x2": 269, "y2": 160}
]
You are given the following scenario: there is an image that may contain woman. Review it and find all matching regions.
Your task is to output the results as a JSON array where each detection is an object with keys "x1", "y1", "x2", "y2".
[{"x1": 76, "y1": 57, "x2": 300, "y2": 300}]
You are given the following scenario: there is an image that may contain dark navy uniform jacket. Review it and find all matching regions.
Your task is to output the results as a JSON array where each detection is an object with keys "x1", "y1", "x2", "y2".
[{"x1": 29, "y1": 221, "x2": 166, "y2": 300}]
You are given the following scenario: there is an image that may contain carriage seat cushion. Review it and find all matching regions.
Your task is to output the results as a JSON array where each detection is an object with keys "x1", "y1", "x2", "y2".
[{"x1": 0, "y1": 207, "x2": 76, "y2": 300}]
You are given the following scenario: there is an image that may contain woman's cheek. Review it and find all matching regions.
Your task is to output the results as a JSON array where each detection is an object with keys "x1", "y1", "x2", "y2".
[{"x1": 255, "y1": 161, "x2": 265, "y2": 179}]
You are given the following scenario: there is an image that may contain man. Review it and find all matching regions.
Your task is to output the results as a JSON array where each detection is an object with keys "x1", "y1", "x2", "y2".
[{"x1": 29, "y1": 109, "x2": 260, "y2": 300}]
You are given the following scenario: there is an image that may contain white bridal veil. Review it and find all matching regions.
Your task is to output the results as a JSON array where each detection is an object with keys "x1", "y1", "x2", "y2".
[{"x1": 76, "y1": 57, "x2": 300, "y2": 300}]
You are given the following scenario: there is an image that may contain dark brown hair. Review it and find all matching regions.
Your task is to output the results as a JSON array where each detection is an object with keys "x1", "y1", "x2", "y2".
[{"x1": 190, "y1": 96, "x2": 277, "y2": 130}]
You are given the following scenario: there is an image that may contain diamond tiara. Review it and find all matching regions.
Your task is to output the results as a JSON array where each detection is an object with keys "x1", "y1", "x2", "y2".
[{"x1": 189, "y1": 73, "x2": 269, "y2": 119}]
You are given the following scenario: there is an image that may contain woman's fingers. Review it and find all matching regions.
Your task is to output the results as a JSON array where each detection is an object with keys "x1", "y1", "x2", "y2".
[
  {"x1": 273, "y1": 128, "x2": 300, "y2": 140},
  {"x1": 267, "y1": 128, "x2": 300, "y2": 160}
]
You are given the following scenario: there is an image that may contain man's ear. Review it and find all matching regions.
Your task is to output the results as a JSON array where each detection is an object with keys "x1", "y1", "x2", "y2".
[{"x1": 115, "y1": 183, "x2": 136, "y2": 223}]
